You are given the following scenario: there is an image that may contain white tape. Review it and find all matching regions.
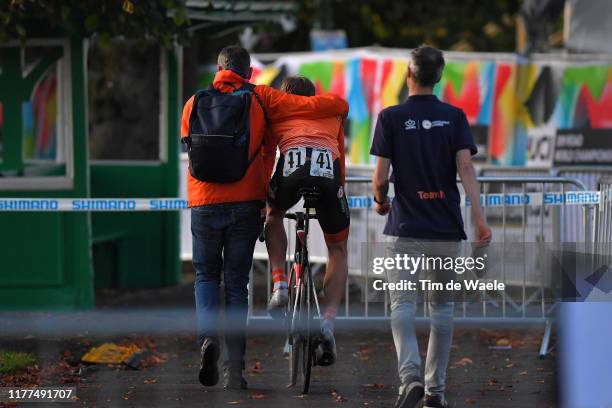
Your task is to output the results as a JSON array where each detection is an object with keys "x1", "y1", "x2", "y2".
[{"x1": 0, "y1": 191, "x2": 601, "y2": 211}]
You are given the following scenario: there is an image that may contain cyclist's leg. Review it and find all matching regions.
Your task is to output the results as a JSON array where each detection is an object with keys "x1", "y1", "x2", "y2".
[
  {"x1": 266, "y1": 154, "x2": 302, "y2": 313},
  {"x1": 322, "y1": 237, "x2": 348, "y2": 326},
  {"x1": 265, "y1": 203, "x2": 288, "y2": 286},
  {"x1": 315, "y1": 159, "x2": 350, "y2": 330},
  {"x1": 313, "y1": 159, "x2": 350, "y2": 366}
]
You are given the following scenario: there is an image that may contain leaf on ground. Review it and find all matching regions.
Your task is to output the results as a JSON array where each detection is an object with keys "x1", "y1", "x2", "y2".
[
  {"x1": 143, "y1": 378, "x2": 157, "y2": 384},
  {"x1": 249, "y1": 360, "x2": 263, "y2": 374},
  {"x1": 496, "y1": 338, "x2": 510, "y2": 347},
  {"x1": 465, "y1": 398, "x2": 476, "y2": 404},
  {"x1": 249, "y1": 393, "x2": 265, "y2": 400},
  {"x1": 227, "y1": 400, "x2": 243, "y2": 405},
  {"x1": 353, "y1": 346, "x2": 373, "y2": 360},
  {"x1": 331, "y1": 389, "x2": 347, "y2": 403},
  {"x1": 519, "y1": 371, "x2": 528, "y2": 376},
  {"x1": 455, "y1": 357, "x2": 473, "y2": 366}
]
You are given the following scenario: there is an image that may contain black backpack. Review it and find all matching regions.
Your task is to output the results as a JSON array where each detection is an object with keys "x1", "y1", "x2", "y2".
[{"x1": 182, "y1": 82, "x2": 268, "y2": 183}]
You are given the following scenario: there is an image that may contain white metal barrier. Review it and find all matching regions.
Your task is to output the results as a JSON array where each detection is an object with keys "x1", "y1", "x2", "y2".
[{"x1": 244, "y1": 175, "x2": 596, "y2": 323}]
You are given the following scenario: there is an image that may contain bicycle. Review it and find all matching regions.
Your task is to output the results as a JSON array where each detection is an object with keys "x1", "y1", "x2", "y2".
[{"x1": 283, "y1": 187, "x2": 323, "y2": 394}]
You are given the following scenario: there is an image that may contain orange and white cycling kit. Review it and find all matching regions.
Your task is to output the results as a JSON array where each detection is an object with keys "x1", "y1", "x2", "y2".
[{"x1": 267, "y1": 116, "x2": 350, "y2": 244}]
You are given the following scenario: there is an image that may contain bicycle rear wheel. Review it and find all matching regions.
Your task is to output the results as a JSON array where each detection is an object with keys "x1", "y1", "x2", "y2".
[
  {"x1": 300, "y1": 263, "x2": 314, "y2": 394},
  {"x1": 288, "y1": 265, "x2": 300, "y2": 387}
]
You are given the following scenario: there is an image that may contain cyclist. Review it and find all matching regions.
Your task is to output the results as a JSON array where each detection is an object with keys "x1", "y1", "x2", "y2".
[{"x1": 265, "y1": 76, "x2": 350, "y2": 366}]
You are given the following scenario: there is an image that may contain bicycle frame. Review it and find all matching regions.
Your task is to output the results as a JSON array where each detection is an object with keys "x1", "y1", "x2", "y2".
[{"x1": 285, "y1": 202, "x2": 323, "y2": 393}]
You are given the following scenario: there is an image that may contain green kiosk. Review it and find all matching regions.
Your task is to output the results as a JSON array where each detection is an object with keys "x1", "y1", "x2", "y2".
[
  {"x1": 0, "y1": 39, "x2": 182, "y2": 309},
  {"x1": 0, "y1": 1, "x2": 296, "y2": 310}
]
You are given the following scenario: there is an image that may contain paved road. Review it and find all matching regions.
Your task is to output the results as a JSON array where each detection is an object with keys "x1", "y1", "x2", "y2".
[{"x1": 1, "y1": 326, "x2": 556, "y2": 408}]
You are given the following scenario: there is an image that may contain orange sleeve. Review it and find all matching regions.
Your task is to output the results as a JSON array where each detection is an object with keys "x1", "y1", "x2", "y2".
[
  {"x1": 337, "y1": 119, "x2": 346, "y2": 186},
  {"x1": 262, "y1": 129, "x2": 278, "y2": 180},
  {"x1": 180, "y1": 95, "x2": 195, "y2": 138},
  {"x1": 258, "y1": 85, "x2": 348, "y2": 123}
]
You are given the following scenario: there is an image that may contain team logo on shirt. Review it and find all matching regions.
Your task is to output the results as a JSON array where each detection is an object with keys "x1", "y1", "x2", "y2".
[
  {"x1": 405, "y1": 119, "x2": 450, "y2": 131},
  {"x1": 422, "y1": 119, "x2": 450, "y2": 130}
]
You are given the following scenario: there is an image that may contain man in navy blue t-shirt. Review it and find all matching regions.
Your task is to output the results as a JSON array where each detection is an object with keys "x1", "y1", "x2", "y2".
[{"x1": 370, "y1": 45, "x2": 492, "y2": 408}]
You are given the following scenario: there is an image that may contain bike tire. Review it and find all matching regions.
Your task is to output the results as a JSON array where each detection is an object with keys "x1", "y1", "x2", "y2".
[
  {"x1": 301, "y1": 263, "x2": 313, "y2": 394},
  {"x1": 288, "y1": 265, "x2": 300, "y2": 387}
]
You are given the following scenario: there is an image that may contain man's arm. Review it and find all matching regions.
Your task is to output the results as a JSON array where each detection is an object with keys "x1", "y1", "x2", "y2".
[
  {"x1": 262, "y1": 129, "x2": 278, "y2": 180},
  {"x1": 456, "y1": 149, "x2": 492, "y2": 246},
  {"x1": 372, "y1": 156, "x2": 391, "y2": 215},
  {"x1": 258, "y1": 85, "x2": 348, "y2": 123}
]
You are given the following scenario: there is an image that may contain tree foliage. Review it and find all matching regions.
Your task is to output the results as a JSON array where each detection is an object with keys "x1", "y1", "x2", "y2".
[
  {"x1": 265, "y1": 0, "x2": 521, "y2": 52},
  {"x1": 0, "y1": 0, "x2": 190, "y2": 47}
]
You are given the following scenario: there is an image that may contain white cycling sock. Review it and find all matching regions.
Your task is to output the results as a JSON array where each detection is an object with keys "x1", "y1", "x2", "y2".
[{"x1": 273, "y1": 281, "x2": 288, "y2": 291}]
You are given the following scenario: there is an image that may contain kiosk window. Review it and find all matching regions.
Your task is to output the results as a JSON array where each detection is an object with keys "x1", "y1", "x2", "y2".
[
  {"x1": 88, "y1": 41, "x2": 161, "y2": 161},
  {"x1": 0, "y1": 44, "x2": 70, "y2": 181}
]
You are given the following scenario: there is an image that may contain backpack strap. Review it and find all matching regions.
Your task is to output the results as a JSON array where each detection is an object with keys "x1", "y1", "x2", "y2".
[
  {"x1": 244, "y1": 83, "x2": 269, "y2": 126},
  {"x1": 240, "y1": 82, "x2": 270, "y2": 166}
]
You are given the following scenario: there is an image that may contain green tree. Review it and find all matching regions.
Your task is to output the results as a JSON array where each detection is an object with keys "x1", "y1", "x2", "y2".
[
  {"x1": 264, "y1": 0, "x2": 521, "y2": 52},
  {"x1": 0, "y1": 0, "x2": 190, "y2": 47}
]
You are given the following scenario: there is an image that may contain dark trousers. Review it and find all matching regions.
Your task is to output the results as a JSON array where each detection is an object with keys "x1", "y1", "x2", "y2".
[{"x1": 191, "y1": 201, "x2": 262, "y2": 369}]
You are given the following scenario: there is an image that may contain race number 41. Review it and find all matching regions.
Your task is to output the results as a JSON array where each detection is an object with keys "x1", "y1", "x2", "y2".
[{"x1": 310, "y1": 149, "x2": 334, "y2": 179}]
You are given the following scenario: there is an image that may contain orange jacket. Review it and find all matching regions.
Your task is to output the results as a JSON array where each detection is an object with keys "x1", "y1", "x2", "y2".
[
  {"x1": 270, "y1": 117, "x2": 346, "y2": 185},
  {"x1": 181, "y1": 70, "x2": 348, "y2": 207}
]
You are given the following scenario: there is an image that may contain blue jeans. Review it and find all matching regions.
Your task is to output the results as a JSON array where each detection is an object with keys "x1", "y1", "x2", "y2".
[{"x1": 192, "y1": 201, "x2": 262, "y2": 369}]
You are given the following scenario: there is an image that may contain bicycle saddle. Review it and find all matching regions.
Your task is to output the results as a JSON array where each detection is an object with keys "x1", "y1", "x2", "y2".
[{"x1": 298, "y1": 187, "x2": 320, "y2": 208}]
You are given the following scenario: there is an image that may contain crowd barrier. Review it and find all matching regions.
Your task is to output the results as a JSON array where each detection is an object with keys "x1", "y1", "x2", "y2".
[{"x1": 2, "y1": 170, "x2": 606, "y2": 357}]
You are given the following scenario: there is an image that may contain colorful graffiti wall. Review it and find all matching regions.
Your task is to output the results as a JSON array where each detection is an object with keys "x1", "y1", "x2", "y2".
[{"x1": 196, "y1": 49, "x2": 612, "y2": 167}]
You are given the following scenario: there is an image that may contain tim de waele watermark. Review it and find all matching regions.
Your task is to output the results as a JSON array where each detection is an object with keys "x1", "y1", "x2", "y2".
[{"x1": 371, "y1": 254, "x2": 506, "y2": 291}]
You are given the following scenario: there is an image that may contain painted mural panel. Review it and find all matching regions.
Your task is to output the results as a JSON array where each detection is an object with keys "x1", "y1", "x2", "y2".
[{"x1": 195, "y1": 49, "x2": 612, "y2": 167}]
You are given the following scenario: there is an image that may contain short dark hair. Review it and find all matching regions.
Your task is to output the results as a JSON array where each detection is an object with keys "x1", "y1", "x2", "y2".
[
  {"x1": 280, "y1": 76, "x2": 315, "y2": 96},
  {"x1": 409, "y1": 45, "x2": 445, "y2": 87},
  {"x1": 217, "y1": 45, "x2": 251, "y2": 78}
]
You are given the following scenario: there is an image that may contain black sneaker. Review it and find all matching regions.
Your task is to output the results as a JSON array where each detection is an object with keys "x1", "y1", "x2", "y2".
[
  {"x1": 198, "y1": 337, "x2": 220, "y2": 386},
  {"x1": 315, "y1": 327, "x2": 337, "y2": 366},
  {"x1": 223, "y1": 366, "x2": 248, "y2": 390},
  {"x1": 394, "y1": 379, "x2": 424, "y2": 408},
  {"x1": 423, "y1": 394, "x2": 450, "y2": 408}
]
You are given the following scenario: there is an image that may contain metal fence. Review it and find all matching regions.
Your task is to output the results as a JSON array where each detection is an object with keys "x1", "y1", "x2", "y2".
[{"x1": 247, "y1": 175, "x2": 596, "y2": 325}]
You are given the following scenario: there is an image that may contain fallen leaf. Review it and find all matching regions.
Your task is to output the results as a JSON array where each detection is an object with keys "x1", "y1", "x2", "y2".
[
  {"x1": 496, "y1": 338, "x2": 510, "y2": 347},
  {"x1": 455, "y1": 357, "x2": 473, "y2": 366},
  {"x1": 249, "y1": 360, "x2": 264, "y2": 374},
  {"x1": 144, "y1": 378, "x2": 157, "y2": 384},
  {"x1": 331, "y1": 389, "x2": 348, "y2": 403},
  {"x1": 249, "y1": 393, "x2": 265, "y2": 400},
  {"x1": 519, "y1": 371, "x2": 528, "y2": 376},
  {"x1": 465, "y1": 398, "x2": 476, "y2": 404}
]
